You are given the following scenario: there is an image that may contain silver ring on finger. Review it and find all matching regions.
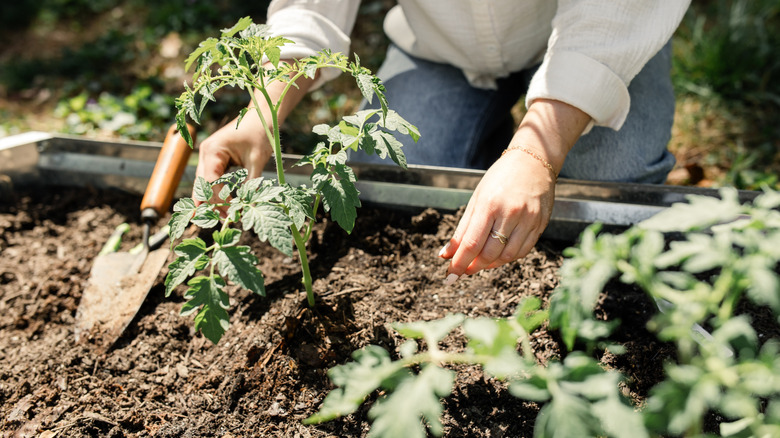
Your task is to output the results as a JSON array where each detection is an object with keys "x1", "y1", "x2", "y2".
[{"x1": 489, "y1": 229, "x2": 508, "y2": 245}]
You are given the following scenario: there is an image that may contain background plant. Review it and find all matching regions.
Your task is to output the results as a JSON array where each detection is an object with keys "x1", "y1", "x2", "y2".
[
  {"x1": 309, "y1": 188, "x2": 780, "y2": 437},
  {"x1": 163, "y1": 17, "x2": 419, "y2": 344}
]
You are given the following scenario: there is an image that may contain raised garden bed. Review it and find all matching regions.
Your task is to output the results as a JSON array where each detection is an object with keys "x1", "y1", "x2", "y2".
[{"x1": 0, "y1": 183, "x2": 678, "y2": 437}]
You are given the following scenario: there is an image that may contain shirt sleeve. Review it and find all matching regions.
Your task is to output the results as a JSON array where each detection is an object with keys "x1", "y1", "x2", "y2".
[
  {"x1": 266, "y1": 0, "x2": 361, "y2": 89},
  {"x1": 525, "y1": 1, "x2": 690, "y2": 131}
]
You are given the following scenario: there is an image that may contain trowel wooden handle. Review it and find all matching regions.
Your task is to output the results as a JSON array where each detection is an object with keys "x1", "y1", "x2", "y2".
[{"x1": 140, "y1": 124, "x2": 197, "y2": 219}]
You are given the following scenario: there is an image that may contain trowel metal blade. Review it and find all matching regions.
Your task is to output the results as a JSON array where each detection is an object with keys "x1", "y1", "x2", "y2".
[{"x1": 75, "y1": 247, "x2": 170, "y2": 350}]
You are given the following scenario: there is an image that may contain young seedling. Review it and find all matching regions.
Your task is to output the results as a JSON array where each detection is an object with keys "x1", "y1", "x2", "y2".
[{"x1": 164, "y1": 17, "x2": 419, "y2": 344}]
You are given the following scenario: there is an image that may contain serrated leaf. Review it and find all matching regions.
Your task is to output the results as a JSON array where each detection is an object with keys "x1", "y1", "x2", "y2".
[
  {"x1": 355, "y1": 73, "x2": 376, "y2": 104},
  {"x1": 165, "y1": 238, "x2": 209, "y2": 296},
  {"x1": 338, "y1": 120, "x2": 360, "y2": 151},
  {"x1": 312, "y1": 123, "x2": 331, "y2": 136},
  {"x1": 236, "y1": 176, "x2": 266, "y2": 201},
  {"x1": 639, "y1": 188, "x2": 744, "y2": 232},
  {"x1": 169, "y1": 198, "x2": 197, "y2": 240},
  {"x1": 377, "y1": 110, "x2": 420, "y2": 143},
  {"x1": 184, "y1": 37, "x2": 218, "y2": 71},
  {"x1": 235, "y1": 107, "x2": 249, "y2": 129},
  {"x1": 534, "y1": 390, "x2": 603, "y2": 438},
  {"x1": 394, "y1": 313, "x2": 465, "y2": 345},
  {"x1": 283, "y1": 186, "x2": 315, "y2": 229},
  {"x1": 305, "y1": 345, "x2": 407, "y2": 424},
  {"x1": 193, "y1": 176, "x2": 214, "y2": 202},
  {"x1": 367, "y1": 365, "x2": 454, "y2": 438},
  {"x1": 175, "y1": 110, "x2": 194, "y2": 147},
  {"x1": 213, "y1": 228, "x2": 241, "y2": 247},
  {"x1": 191, "y1": 204, "x2": 220, "y2": 228},
  {"x1": 319, "y1": 165, "x2": 361, "y2": 233},
  {"x1": 213, "y1": 245, "x2": 265, "y2": 296},
  {"x1": 464, "y1": 317, "x2": 520, "y2": 356},
  {"x1": 464, "y1": 317, "x2": 530, "y2": 378},
  {"x1": 221, "y1": 16, "x2": 253, "y2": 37},
  {"x1": 302, "y1": 62, "x2": 318, "y2": 79},
  {"x1": 746, "y1": 264, "x2": 780, "y2": 312},
  {"x1": 241, "y1": 203, "x2": 293, "y2": 257},
  {"x1": 370, "y1": 130, "x2": 407, "y2": 169},
  {"x1": 515, "y1": 296, "x2": 548, "y2": 333},
  {"x1": 181, "y1": 275, "x2": 230, "y2": 344}
]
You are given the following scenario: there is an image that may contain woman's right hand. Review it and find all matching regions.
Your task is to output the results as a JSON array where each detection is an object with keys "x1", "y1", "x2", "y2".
[{"x1": 193, "y1": 109, "x2": 273, "y2": 207}]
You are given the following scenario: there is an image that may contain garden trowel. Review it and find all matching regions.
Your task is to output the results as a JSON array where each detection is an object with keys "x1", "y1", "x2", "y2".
[{"x1": 75, "y1": 124, "x2": 195, "y2": 351}]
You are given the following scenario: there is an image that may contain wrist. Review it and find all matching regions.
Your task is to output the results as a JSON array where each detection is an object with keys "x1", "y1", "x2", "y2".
[{"x1": 512, "y1": 98, "x2": 591, "y2": 174}]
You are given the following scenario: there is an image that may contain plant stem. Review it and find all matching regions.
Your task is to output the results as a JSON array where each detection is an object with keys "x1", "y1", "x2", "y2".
[{"x1": 291, "y1": 224, "x2": 315, "y2": 306}]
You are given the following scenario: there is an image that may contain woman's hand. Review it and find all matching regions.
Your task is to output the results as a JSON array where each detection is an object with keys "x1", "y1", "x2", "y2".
[{"x1": 438, "y1": 98, "x2": 591, "y2": 283}]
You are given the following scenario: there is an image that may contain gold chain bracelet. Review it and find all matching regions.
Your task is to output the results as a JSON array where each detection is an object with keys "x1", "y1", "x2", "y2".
[{"x1": 501, "y1": 145, "x2": 557, "y2": 182}]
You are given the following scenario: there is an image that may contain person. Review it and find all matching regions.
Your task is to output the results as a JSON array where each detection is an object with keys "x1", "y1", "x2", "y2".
[{"x1": 194, "y1": 1, "x2": 691, "y2": 285}]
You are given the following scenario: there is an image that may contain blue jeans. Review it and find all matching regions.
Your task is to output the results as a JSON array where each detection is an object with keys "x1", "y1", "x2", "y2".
[{"x1": 352, "y1": 43, "x2": 676, "y2": 184}]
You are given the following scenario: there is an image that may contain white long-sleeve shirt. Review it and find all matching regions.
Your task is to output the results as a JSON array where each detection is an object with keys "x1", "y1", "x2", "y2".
[{"x1": 266, "y1": 0, "x2": 690, "y2": 131}]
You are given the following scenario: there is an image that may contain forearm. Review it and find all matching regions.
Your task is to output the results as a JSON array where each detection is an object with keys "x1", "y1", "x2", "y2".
[
  {"x1": 509, "y1": 98, "x2": 591, "y2": 176},
  {"x1": 248, "y1": 61, "x2": 317, "y2": 152}
]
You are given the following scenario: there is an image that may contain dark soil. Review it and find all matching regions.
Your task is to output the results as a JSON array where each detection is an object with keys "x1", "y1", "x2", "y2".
[{"x1": 1, "y1": 186, "x2": 672, "y2": 437}]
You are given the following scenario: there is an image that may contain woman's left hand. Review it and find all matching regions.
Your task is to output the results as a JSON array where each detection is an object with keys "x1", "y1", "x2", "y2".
[
  {"x1": 438, "y1": 98, "x2": 591, "y2": 283},
  {"x1": 437, "y1": 145, "x2": 555, "y2": 282}
]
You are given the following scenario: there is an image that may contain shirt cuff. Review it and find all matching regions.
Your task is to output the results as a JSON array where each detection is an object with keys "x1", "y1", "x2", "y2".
[
  {"x1": 266, "y1": 8, "x2": 352, "y2": 90},
  {"x1": 526, "y1": 50, "x2": 630, "y2": 132}
]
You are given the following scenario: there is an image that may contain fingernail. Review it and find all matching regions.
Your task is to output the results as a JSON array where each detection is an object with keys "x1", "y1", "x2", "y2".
[
  {"x1": 438, "y1": 243, "x2": 449, "y2": 257},
  {"x1": 444, "y1": 273, "x2": 459, "y2": 286}
]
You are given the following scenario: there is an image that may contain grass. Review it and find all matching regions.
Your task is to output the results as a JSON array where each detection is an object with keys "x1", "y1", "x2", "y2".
[{"x1": 0, "y1": 0, "x2": 777, "y2": 189}]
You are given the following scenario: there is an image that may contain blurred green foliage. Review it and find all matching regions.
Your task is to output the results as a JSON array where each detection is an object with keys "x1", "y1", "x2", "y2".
[
  {"x1": 673, "y1": 0, "x2": 780, "y2": 105},
  {"x1": 54, "y1": 84, "x2": 173, "y2": 140}
]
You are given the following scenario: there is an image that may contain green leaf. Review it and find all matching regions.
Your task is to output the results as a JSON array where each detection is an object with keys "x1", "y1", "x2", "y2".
[
  {"x1": 509, "y1": 377, "x2": 551, "y2": 402},
  {"x1": 221, "y1": 16, "x2": 253, "y2": 37},
  {"x1": 338, "y1": 120, "x2": 360, "y2": 151},
  {"x1": 181, "y1": 275, "x2": 230, "y2": 344},
  {"x1": 213, "y1": 245, "x2": 265, "y2": 296},
  {"x1": 370, "y1": 130, "x2": 407, "y2": 169},
  {"x1": 305, "y1": 346, "x2": 407, "y2": 424},
  {"x1": 184, "y1": 37, "x2": 218, "y2": 71},
  {"x1": 169, "y1": 198, "x2": 197, "y2": 241},
  {"x1": 213, "y1": 228, "x2": 241, "y2": 246},
  {"x1": 191, "y1": 204, "x2": 220, "y2": 229},
  {"x1": 175, "y1": 110, "x2": 194, "y2": 147},
  {"x1": 746, "y1": 263, "x2": 780, "y2": 312},
  {"x1": 319, "y1": 165, "x2": 361, "y2": 233},
  {"x1": 394, "y1": 313, "x2": 466, "y2": 345},
  {"x1": 241, "y1": 203, "x2": 293, "y2": 257},
  {"x1": 515, "y1": 296, "x2": 549, "y2": 333},
  {"x1": 464, "y1": 317, "x2": 528, "y2": 379},
  {"x1": 592, "y1": 394, "x2": 648, "y2": 438},
  {"x1": 534, "y1": 390, "x2": 603, "y2": 438},
  {"x1": 368, "y1": 365, "x2": 454, "y2": 438},
  {"x1": 377, "y1": 110, "x2": 420, "y2": 143},
  {"x1": 282, "y1": 185, "x2": 315, "y2": 229},
  {"x1": 639, "y1": 188, "x2": 744, "y2": 232},
  {"x1": 165, "y1": 238, "x2": 209, "y2": 297},
  {"x1": 192, "y1": 176, "x2": 214, "y2": 202},
  {"x1": 355, "y1": 73, "x2": 376, "y2": 105},
  {"x1": 235, "y1": 107, "x2": 249, "y2": 129}
]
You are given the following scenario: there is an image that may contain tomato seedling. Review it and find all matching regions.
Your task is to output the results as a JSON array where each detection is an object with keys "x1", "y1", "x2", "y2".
[{"x1": 164, "y1": 17, "x2": 419, "y2": 344}]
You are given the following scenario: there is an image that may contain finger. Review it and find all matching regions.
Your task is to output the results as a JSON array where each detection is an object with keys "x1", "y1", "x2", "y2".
[
  {"x1": 465, "y1": 224, "x2": 524, "y2": 273},
  {"x1": 484, "y1": 221, "x2": 544, "y2": 270},
  {"x1": 439, "y1": 196, "x2": 478, "y2": 260},
  {"x1": 446, "y1": 212, "x2": 494, "y2": 277},
  {"x1": 194, "y1": 144, "x2": 233, "y2": 216}
]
